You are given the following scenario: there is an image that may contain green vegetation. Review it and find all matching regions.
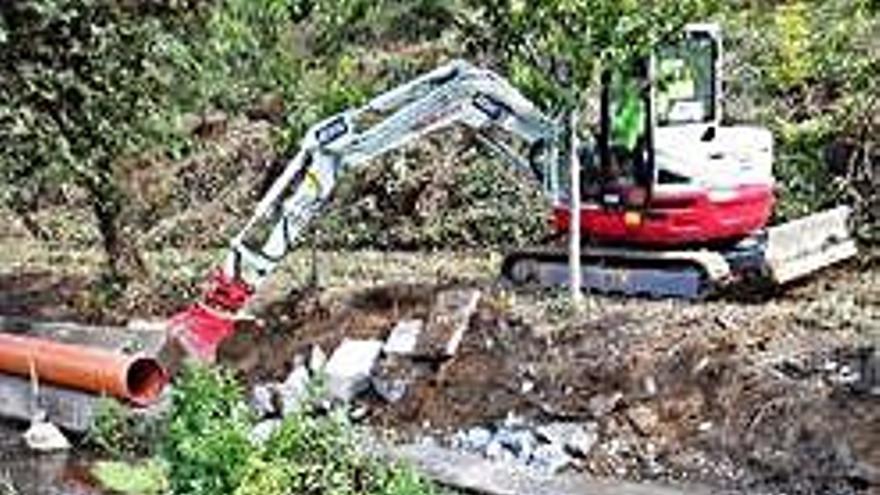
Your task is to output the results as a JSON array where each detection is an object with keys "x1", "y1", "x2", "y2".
[
  {"x1": 724, "y1": 0, "x2": 878, "y2": 231},
  {"x1": 91, "y1": 365, "x2": 437, "y2": 495},
  {"x1": 161, "y1": 365, "x2": 254, "y2": 495},
  {"x1": 89, "y1": 398, "x2": 166, "y2": 458},
  {"x1": 1, "y1": 1, "x2": 878, "y2": 280},
  {"x1": 91, "y1": 460, "x2": 168, "y2": 495}
]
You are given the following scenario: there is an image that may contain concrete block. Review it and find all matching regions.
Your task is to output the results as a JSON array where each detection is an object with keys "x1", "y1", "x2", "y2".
[
  {"x1": 383, "y1": 319, "x2": 423, "y2": 355},
  {"x1": 279, "y1": 365, "x2": 310, "y2": 416},
  {"x1": 325, "y1": 339, "x2": 383, "y2": 402},
  {"x1": 23, "y1": 422, "x2": 70, "y2": 452},
  {"x1": 417, "y1": 289, "x2": 481, "y2": 358}
]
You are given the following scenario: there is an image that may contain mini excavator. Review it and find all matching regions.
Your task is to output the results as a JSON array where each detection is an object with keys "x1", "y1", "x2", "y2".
[{"x1": 167, "y1": 23, "x2": 857, "y2": 361}]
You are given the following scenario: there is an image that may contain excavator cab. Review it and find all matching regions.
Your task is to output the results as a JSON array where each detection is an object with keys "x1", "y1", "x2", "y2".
[
  {"x1": 570, "y1": 23, "x2": 776, "y2": 247},
  {"x1": 589, "y1": 24, "x2": 720, "y2": 208}
]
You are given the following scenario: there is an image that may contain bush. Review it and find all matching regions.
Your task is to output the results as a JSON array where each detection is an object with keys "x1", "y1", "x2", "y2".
[
  {"x1": 161, "y1": 365, "x2": 255, "y2": 495},
  {"x1": 88, "y1": 398, "x2": 166, "y2": 458},
  {"x1": 158, "y1": 364, "x2": 437, "y2": 495},
  {"x1": 314, "y1": 134, "x2": 552, "y2": 250}
]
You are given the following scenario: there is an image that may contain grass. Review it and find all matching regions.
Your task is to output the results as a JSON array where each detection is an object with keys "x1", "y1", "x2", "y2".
[{"x1": 91, "y1": 460, "x2": 168, "y2": 495}]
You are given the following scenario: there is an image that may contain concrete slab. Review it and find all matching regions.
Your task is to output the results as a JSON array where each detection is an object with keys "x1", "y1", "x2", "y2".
[
  {"x1": 415, "y1": 289, "x2": 481, "y2": 358},
  {"x1": 325, "y1": 339, "x2": 383, "y2": 402},
  {"x1": 383, "y1": 319, "x2": 423, "y2": 355}
]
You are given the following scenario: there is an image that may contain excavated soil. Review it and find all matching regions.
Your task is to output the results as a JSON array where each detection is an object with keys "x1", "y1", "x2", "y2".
[{"x1": 218, "y1": 260, "x2": 880, "y2": 494}]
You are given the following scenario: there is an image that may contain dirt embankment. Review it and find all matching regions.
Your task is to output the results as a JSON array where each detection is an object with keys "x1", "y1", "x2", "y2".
[{"x1": 214, "y1": 261, "x2": 879, "y2": 495}]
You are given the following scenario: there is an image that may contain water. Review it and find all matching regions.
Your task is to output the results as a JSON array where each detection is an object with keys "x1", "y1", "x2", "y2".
[{"x1": 0, "y1": 423, "x2": 104, "y2": 495}]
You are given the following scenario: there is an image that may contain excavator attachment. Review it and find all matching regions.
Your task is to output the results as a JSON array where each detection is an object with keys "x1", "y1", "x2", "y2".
[
  {"x1": 164, "y1": 272, "x2": 254, "y2": 363},
  {"x1": 765, "y1": 206, "x2": 858, "y2": 284},
  {"x1": 161, "y1": 60, "x2": 561, "y2": 365}
]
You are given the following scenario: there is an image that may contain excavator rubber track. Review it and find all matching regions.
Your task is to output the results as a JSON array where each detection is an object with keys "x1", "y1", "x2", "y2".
[
  {"x1": 501, "y1": 246, "x2": 733, "y2": 299},
  {"x1": 501, "y1": 206, "x2": 857, "y2": 299}
]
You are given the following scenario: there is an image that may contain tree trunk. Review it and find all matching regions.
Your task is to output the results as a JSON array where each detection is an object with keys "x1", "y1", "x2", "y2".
[
  {"x1": 568, "y1": 110, "x2": 583, "y2": 309},
  {"x1": 7, "y1": 190, "x2": 51, "y2": 242},
  {"x1": 87, "y1": 178, "x2": 147, "y2": 285}
]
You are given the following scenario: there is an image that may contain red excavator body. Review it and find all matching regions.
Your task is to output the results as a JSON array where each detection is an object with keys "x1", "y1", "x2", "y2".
[{"x1": 553, "y1": 183, "x2": 775, "y2": 247}]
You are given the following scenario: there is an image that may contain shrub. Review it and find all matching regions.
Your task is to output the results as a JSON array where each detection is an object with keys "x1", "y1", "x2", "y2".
[
  {"x1": 159, "y1": 364, "x2": 437, "y2": 495},
  {"x1": 161, "y1": 365, "x2": 255, "y2": 495}
]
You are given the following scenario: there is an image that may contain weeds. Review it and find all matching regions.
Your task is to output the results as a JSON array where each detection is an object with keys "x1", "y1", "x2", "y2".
[
  {"x1": 161, "y1": 365, "x2": 254, "y2": 495},
  {"x1": 91, "y1": 460, "x2": 168, "y2": 495}
]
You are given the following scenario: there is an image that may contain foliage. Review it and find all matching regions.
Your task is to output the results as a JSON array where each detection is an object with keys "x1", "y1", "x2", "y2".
[
  {"x1": 460, "y1": 0, "x2": 721, "y2": 109},
  {"x1": 156, "y1": 364, "x2": 436, "y2": 495},
  {"x1": 724, "y1": 0, "x2": 879, "y2": 229},
  {"x1": 88, "y1": 398, "x2": 166, "y2": 458},
  {"x1": 161, "y1": 364, "x2": 254, "y2": 495},
  {"x1": 0, "y1": 0, "x2": 177, "y2": 281},
  {"x1": 3, "y1": 0, "x2": 878, "y2": 278},
  {"x1": 315, "y1": 136, "x2": 552, "y2": 250},
  {"x1": 91, "y1": 460, "x2": 168, "y2": 495},
  {"x1": 240, "y1": 407, "x2": 436, "y2": 495}
]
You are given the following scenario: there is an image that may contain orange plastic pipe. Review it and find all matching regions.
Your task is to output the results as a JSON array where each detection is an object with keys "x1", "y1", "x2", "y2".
[{"x1": 0, "y1": 333, "x2": 167, "y2": 406}]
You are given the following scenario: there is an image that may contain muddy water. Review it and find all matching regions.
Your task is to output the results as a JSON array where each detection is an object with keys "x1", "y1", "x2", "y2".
[{"x1": 0, "y1": 423, "x2": 104, "y2": 495}]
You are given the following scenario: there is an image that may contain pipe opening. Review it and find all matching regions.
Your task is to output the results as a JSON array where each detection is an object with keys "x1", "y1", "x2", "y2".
[{"x1": 126, "y1": 357, "x2": 167, "y2": 406}]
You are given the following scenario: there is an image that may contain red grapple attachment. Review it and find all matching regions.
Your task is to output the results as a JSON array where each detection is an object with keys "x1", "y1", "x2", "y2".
[{"x1": 166, "y1": 271, "x2": 254, "y2": 363}]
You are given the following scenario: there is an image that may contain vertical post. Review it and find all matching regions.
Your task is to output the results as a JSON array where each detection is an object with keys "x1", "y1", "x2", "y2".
[{"x1": 568, "y1": 110, "x2": 583, "y2": 308}]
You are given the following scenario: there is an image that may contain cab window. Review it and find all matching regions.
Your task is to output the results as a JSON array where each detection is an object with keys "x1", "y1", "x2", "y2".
[{"x1": 656, "y1": 35, "x2": 716, "y2": 125}]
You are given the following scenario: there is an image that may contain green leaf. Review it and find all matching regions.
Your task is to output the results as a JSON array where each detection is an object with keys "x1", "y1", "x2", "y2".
[{"x1": 91, "y1": 460, "x2": 168, "y2": 495}]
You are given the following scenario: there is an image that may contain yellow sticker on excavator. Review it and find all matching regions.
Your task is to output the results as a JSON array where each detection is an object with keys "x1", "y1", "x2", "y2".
[{"x1": 305, "y1": 168, "x2": 322, "y2": 196}]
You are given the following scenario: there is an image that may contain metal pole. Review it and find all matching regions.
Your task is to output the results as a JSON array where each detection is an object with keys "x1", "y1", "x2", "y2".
[{"x1": 568, "y1": 110, "x2": 583, "y2": 307}]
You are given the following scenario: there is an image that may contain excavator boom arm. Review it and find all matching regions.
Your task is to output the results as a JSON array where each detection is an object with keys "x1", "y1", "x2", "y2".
[{"x1": 168, "y1": 60, "x2": 560, "y2": 361}]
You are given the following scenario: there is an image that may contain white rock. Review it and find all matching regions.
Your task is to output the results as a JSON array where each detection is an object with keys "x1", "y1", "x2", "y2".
[
  {"x1": 495, "y1": 428, "x2": 536, "y2": 461},
  {"x1": 536, "y1": 422, "x2": 598, "y2": 458},
  {"x1": 309, "y1": 345, "x2": 328, "y2": 373},
  {"x1": 23, "y1": 422, "x2": 70, "y2": 452},
  {"x1": 371, "y1": 377, "x2": 408, "y2": 403},
  {"x1": 383, "y1": 319, "x2": 423, "y2": 355},
  {"x1": 279, "y1": 365, "x2": 311, "y2": 415},
  {"x1": 457, "y1": 427, "x2": 492, "y2": 452},
  {"x1": 249, "y1": 419, "x2": 282, "y2": 446},
  {"x1": 485, "y1": 439, "x2": 516, "y2": 463},
  {"x1": 567, "y1": 424, "x2": 599, "y2": 457},
  {"x1": 502, "y1": 411, "x2": 527, "y2": 429},
  {"x1": 531, "y1": 443, "x2": 571, "y2": 473},
  {"x1": 250, "y1": 383, "x2": 277, "y2": 418},
  {"x1": 349, "y1": 405, "x2": 370, "y2": 422},
  {"x1": 325, "y1": 339, "x2": 383, "y2": 402}
]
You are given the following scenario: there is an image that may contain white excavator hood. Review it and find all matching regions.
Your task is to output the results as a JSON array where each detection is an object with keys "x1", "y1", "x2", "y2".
[{"x1": 654, "y1": 124, "x2": 775, "y2": 191}]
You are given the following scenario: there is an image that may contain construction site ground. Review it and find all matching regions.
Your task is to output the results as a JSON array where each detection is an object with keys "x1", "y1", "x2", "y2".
[{"x1": 1, "y1": 240, "x2": 879, "y2": 494}]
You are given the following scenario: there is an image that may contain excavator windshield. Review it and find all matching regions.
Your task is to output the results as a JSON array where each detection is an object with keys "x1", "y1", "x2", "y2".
[
  {"x1": 656, "y1": 32, "x2": 717, "y2": 126},
  {"x1": 590, "y1": 27, "x2": 721, "y2": 205}
]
